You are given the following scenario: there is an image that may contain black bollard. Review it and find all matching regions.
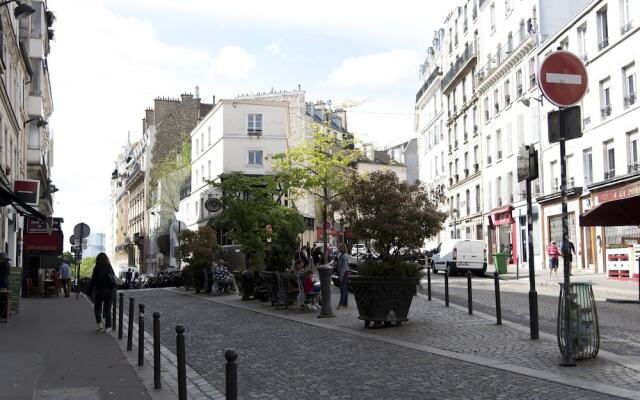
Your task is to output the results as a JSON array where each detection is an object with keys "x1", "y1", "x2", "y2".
[
  {"x1": 494, "y1": 271, "x2": 502, "y2": 325},
  {"x1": 427, "y1": 266, "x2": 432, "y2": 301},
  {"x1": 444, "y1": 266, "x2": 449, "y2": 307},
  {"x1": 176, "y1": 325, "x2": 187, "y2": 400},
  {"x1": 153, "y1": 312, "x2": 161, "y2": 389},
  {"x1": 112, "y1": 291, "x2": 117, "y2": 332},
  {"x1": 317, "y1": 265, "x2": 335, "y2": 318},
  {"x1": 138, "y1": 304, "x2": 145, "y2": 366},
  {"x1": 225, "y1": 349, "x2": 238, "y2": 400},
  {"x1": 127, "y1": 298, "x2": 134, "y2": 351},
  {"x1": 118, "y1": 293, "x2": 124, "y2": 340},
  {"x1": 467, "y1": 271, "x2": 473, "y2": 315}
]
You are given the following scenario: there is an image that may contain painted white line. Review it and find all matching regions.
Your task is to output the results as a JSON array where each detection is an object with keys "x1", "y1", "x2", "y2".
[{"x1": 546, "y1": 72, "x2": 582, "y2": 85}]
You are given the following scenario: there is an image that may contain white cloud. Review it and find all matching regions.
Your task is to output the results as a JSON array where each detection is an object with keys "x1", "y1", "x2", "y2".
[
  {"x1": 265, "y1": 41, "x2": 282, "y2": 55},
  {"x1": 208, "y1": 46, "x2": 256, "y2": 80},
  {"x1": 325, "y1": 50, "x2": 421, "y2": 88}
]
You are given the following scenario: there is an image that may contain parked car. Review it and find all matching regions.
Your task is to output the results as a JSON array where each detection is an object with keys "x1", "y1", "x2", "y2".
[
  {"x1": 430, "y1": 239, "x2": 487, "y2": 276},
  {"x1": 351, "y1": 243, "x2": 367, "y2": 256}
]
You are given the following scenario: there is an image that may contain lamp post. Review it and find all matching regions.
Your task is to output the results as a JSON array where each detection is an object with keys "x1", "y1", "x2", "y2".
[
  {"x1": 452, "y1": 208, "x2": 459, "y2": 239},
  {"x1": 0, "y1": 0, "x2": 35, "y2": 18}
]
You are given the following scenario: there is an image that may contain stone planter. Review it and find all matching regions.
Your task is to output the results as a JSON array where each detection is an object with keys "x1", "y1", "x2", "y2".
[{"x1": 348, "y1": 276, "x2": 418, "y2": 328}]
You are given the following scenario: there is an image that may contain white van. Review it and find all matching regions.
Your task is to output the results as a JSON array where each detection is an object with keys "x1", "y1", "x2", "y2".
[{"x1": 431, "y1": 239, "x2": 487, "y2": 276}]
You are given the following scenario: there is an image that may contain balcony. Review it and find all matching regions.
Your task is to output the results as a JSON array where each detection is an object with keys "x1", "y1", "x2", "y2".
[
  {"x1": 604, "y1": 170, "x2": 615, "y2": 180},
  {"x1": 621, "y1": 21, "x2": 634, "y2": 35},
  {"x1": 415, "y1": 66, "x2": 442, "y2": 103},
  {"x1": 516, "y1": 85, "x2": 523, "y2": 98},
  {"x1": 455, "y1": 174, "x2": 460, "y2": 183},
  {"x1": 441, "y1": 42, "x2": 477, "y2": 94},
  {"x1": 629, "y1": 162, "x2": 640, "y2": 174},
  {"x1": 505, "y1": 94, "x2": 511, "y2": 106},
  {"x1": 464, "y1": 168, "x2": 469, "y2": 177},
  {"x1": 475, "y1": 30, "x2": 535, "y2": 92},
  {"x1": 624, "y1": 93, "x2": 636, "y2": 109},
  {"x1": 601, "y1": 105, "x2": 612, "y2": 119},
  {"x1": 494, "y1": 103, "x2": 500, "y2": 114},
  {"x1": 487, "y1": 156, "x2": 492, "y2": 165},
  {"x1": 598, "y1": 37, "x2": 609, "y2": 50},
  {"x1": 125, "y1": 162, "x2": 144, "y2": 188},
  {"x1": 474, "y1": 163, "x2": 479, "y2": 173}
]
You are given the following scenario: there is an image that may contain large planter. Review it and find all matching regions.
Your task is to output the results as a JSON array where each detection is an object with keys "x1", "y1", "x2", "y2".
[{"x1": 348, "y1": 276, "x2": 418, "y2": 328}]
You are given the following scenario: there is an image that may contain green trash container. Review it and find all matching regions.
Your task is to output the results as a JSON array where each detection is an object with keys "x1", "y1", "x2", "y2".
[{"x1": 492, "y1": 253, "x2": 508, "y2": 274}]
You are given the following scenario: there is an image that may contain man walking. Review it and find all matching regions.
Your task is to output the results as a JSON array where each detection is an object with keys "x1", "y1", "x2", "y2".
[
  {"x1": 563, "y1": 240, "x2": 577, "y2": 276},
  {"x1": 59, "y1": 259, "x2": 71, "y2": 297}
]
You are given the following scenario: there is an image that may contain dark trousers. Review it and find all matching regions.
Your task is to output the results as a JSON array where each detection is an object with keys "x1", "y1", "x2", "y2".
[
  {"x1": 339, "y1": 276, "x2": 349, "y2": 306},
  {"x1": 94, "y1": 291, "x2": 113, "y2": 327}
]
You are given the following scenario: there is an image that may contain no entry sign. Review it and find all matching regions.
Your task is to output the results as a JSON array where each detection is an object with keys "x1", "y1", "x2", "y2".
[{"x1": 539, "y1": 51, "x2": 588, "y2": 108}]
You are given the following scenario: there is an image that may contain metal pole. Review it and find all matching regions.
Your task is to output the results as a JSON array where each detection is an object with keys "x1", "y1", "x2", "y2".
[
  {"x1": 138, "y1": 304, "x2": 145, "y2": 366},
  {"x1": 444, "y1": 266, "x2": 449, "y2": 307},
  {"x1": 427, "y1": 266, "x2": 432, "y2": 301},
  {"x1": 118, "y1": 292, "x2": 124, "y2": 339},
  {"x1": 112, "y1": 290, "x2": 117, "y2": 332},
  {"x1": 467, "y1": 271, "x2": 473, "y2": 314},
  {"x1": 559, "y1": 110, "x2": 576, "y2": 366},
  {"x1": 638, "y1": 258, "x2": 640, "y2": 303},
  {"x1": 494, "y1": 271, "x2": 502, "y2": 325},
  {"x1": 317, "y1": 265, "x2": 335, "y2": 318},
  {"x1": 153, "y1": 312, "x2": 161, "y2": 389},
  {"x1": 127, "y1": 298, "x2": 134, "y2": 351},
  {"x1": 176, "y1": 325, "x2": 187, "y2": 400},
  {"x1": 527, "y1": 174, "x2": 539, "y2": 340},
  {"x1": 225, "y1": 349, "x2": 238, "y2": 400}
]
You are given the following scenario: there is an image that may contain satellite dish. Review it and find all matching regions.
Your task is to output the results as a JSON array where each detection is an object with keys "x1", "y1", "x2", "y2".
[{"x1": 204, "y1": 198, "x2": 222, "y2": 213}]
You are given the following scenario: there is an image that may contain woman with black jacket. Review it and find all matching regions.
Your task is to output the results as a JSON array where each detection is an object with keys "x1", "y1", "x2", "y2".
[{"x1": 89, "y1": 253, "x2": 116, "y2": 332}]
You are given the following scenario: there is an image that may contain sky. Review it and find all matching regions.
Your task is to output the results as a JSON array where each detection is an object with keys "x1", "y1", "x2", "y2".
[{"x1": 47, "y1": 0, "x2": 449, "y2": 250}]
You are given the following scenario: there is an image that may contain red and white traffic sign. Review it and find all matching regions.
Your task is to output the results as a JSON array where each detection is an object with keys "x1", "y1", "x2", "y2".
[{"x1": 539, "y1": 51, "x2": 588, "y2": 108}]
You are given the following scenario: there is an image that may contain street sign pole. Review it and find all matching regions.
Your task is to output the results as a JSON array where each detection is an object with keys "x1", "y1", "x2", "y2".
[
  {"x1": 559, "y1": 109, "x2": 576, "y2": 366},
  {"x1": 525, "y1": 146, "x2": 539, "y2": 340}
]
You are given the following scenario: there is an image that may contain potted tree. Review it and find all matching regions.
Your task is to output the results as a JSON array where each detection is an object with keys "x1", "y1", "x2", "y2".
[
  {"x1": 344, "y1": 170, "x2": 445, "y2": 328},
  {"x1": 177, "y1": 225, "x2": 218, "y2": 293}
]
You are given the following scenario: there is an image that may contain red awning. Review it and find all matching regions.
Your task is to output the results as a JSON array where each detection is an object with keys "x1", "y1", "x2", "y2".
[{"x1": 580, "y1": 196, "x2": 640, "y2": 226}]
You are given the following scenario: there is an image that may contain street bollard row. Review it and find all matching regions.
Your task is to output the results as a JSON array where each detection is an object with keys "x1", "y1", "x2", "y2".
[
  {"x1": 444, "y1": 267, "x2": 449, "y2": 307},
  {"x1": 494, "y1": 271, "x2": 502, "y2": 325},
  {"x1": 427, "y1": 266, "x2": 432, "y2": 301},
  {"x1": 116, "y1": 294, "x2": 239, "y2": 399},
  {"x1": 467, "y1": 271, "x2": 473, "y2": 315}
]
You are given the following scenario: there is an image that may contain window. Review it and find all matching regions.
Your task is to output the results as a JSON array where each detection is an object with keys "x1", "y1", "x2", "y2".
[
  {"x1": 201, "y1": 198, "x2": 204, "y2": 218},
  {"x1": 207, "y1": 160, "x2": 211, "y2": 179},
  {"x1": 516, "y1": 69, "x2": 523, "y2": 97},
  {"x1": 195, "y1": 139, "x2": 199, "y2": 155},
  {"x1": 201, "y1": 132, "x2": 204, "y2": 152},
  {"x1": 583, "y1": 148, "x2": 593, "y2": 185},
  {"x1": 577, "y1": 24, "x2": 587, "y2": 60},
  {"x1": 628, "y1": 130, "x2": 639, "y2": 172},
  {"x1": 504, "y1": 0, "x2": 512, "y2": 15},
  {"x1": 441, "y1": 151, "x2": 444, "y2": 172},
  {"x1": 566, "y1": 154, "x2": 574, "y2": 187},
  {"x1": 519, "y1": 19, "x2": 525, "y2": 40},
  {"x1": 466, "y1": 189, "x2": 471, "y2": 215},
  {"x1": 529, "y1": 58, "x2": 536, "y2": 88},
  {"x1": 494, "y1": 88, "x2": 500, "y2": 114},
  {"x1": 621, "y1": 0, "x2": 632, "y2": 34},
  {"x1": 195, "y1": 168, "x2": 199, "y2": 184},
  {"x1": 486, "y1": 135, "x2": 492, "y2": 164},
  {"x1": 201, "y1": 165, "x2": 204, "y2": 182},
  {"x1": 559, "y1": 37, "x2": 569, "y2": 51},
  {"x1": 496, "y1": 129, "x2": 502, "y2": 160},
  {"x1": 604, "y1": 140, "x2": 615, "y2": 179},
  {"x1": 623, "y1": 63, "x2": 636, "y2": 108},
  {"x1": 208, "y1": 126, "x2": 211, "y2": 145},
  {"x1": 455, "y1": 159, "x2": 459, "y2": 181},
  {"x1": 475, "y1": 184, "x2": 481, "y2": 212},
  {"x1": 504, "y1": 79, "x2": 511, "y2": 106},
  {"x1": 484, "y1": 97, "x2": 490, "y2": 122},
  {"x1": 507, "y1": 172, "x2": 514, "y2": 203},
  {"x1": 550, "y1": 160, "x2": 558, "y2": 191},
  {"x1": 473, "y1": 145, "x2": 479, "y2": 172},
  {"x1": 195, "y1": 200, "x2": 198, "y2": 217},
  {"x1": 472, "y1": 106, "x2": 478, "y2": 134},
  {"x1": 517, "y1": 113, "x2": 524, "y2": 148},
  {"x1": 490, "y1": 3, "x2": 496, "y2": 32},
  {"x1": 600, "y1": 78, "x2": 612, "y2": 119},
  {"x1": 464, "y1": 152, "x2": 469, "y2": 176},
  {"x1": 597, "y1": 7, "x2": 609, "y2": 50},
  {"x1": 30, "y1": 58, "x2": 41, "y2": 96},
  {"x1": 449, "y1": 162, "x2": 453, "y2": 181},
  {"x1": 247, "y1": 113, "x2": 263, "y2": 135},
  {"x1": 30, "y1": 3, "x2": 42, "y2": 39},
  {"x1": 463, "y1": 115, "x2": 468, "y2": 141},
  {"x1": 496, "y1": 176, "x2": 502, "y2": 206},
  {"x1": 506, "y1": 122, "x2": 513, "y2": 155},
  {"x1": 248, "y1": 150, "x2": 263, "y2": 166}
]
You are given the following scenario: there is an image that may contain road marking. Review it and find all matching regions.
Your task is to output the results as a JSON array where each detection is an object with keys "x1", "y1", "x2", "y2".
[{"x1": 546, "y1": 73, "x2": 582, "y2": 85}]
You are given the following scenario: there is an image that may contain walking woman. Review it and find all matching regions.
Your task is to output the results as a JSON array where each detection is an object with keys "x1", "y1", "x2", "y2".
[
  {"x1": 548, "y1": 241, "x2": 560, "y2": 277},
  {"x1": 336, "y1": 243, "x2": 350, "y2": 310},
  {"x1": 89, "y1": 253, "x2": 116, "y2": 332}
]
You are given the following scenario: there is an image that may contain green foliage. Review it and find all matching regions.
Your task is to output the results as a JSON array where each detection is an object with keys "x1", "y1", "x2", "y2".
[
  {"x1": 177, "y1": 225, "x2": 218, "y2": 272},
  {"x1": 79, "y1": 256, "x2": 96, "y2": 278},
  {"x1": 358, "y1": 261, "x2": 422, "y2": 280},
  {"x1": 149, "y1": 131, "x2": 192, "y2": 212},
  {"x1": 344, "y1": 170, "x2": 446, "y2": 264},
  {"x1": 210, "y1": 172, "x2": 305, "y2": 271},
  {"x1": 60, "y1": 251, "x2": 74, "y2": 266}
]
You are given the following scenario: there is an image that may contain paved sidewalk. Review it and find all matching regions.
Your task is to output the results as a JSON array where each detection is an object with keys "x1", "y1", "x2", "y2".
[{"x1": 0, "y1": 295, "x2": 152, "y2": 400}]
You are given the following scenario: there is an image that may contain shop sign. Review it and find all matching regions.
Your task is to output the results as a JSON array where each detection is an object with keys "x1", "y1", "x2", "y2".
[
  {"x1": 596, "y1": 182, "x2": 640, "y2": 205},
  {"x1": 26, "y1": 216, "x2": 61, "y2": 233},
  {"x1": 14, "y1": 179, "x2": 39, "y2": 206}
]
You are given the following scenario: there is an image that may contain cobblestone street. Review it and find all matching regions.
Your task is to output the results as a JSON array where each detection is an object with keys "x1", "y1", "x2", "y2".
[{"x1": 122, "y1": 287, "x2": 637, "y2": 399}]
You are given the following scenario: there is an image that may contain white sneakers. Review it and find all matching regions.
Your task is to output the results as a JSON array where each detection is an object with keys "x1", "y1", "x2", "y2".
[{"x1": 95, "y1": 322, "x2": 105, "y2": 332}]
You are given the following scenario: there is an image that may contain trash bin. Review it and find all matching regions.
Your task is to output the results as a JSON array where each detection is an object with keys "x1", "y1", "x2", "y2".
[
  {"x1": 492, "y1": 253, "x2": 508, "y2": 274},
  {"x1": 557, "y1": 282, "x2": 600, "y2": 360}
]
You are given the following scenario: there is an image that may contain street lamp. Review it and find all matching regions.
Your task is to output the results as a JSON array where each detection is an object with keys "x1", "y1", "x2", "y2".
[
  {"x1": 0, "y1": 0, "x2": 36, "y2": 18},
  {"x1": 452, "y1": 208, "x2": 459, "y2": 239}
]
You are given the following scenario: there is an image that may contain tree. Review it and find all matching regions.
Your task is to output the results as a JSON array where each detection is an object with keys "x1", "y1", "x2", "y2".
[
  {"x1": 177, "y1": 225, "x2": 218, "y2": 272},
  {"x1": 343, "y1": 170, "x2": 446, "y2": 263},
  {"x1": 148, "y1": 132, "x2": 191, "y2": 214},
  {"x1": 78, "y1": 256, "x2": 97, "y2": 278},
  {"x1": 210, "y1": 172, "x2": 305, "y2": 271},
  {"x1": 271, "y1": 125, "x2": 361, "y2": 261}
]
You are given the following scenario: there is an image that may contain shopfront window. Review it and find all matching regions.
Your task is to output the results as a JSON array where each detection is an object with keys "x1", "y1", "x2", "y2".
[{"x1": 548, "y1": 212, "x2": 576, "y2": 246}]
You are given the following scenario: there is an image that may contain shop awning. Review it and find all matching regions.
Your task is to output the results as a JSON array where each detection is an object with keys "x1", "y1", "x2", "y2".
[
  {"x1": 0, "y1": 179, "x2": 49, "y2": 224},
  {"x1": 579, "y1": 196, "x2": 640, "y2": 226}
]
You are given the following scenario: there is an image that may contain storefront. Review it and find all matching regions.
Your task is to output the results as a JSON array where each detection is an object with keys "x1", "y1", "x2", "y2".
[
  {"x1": 580, "y1": 177, "x2": 640, "y2": 276},
  {"x1": 22, "y1": 217, "x2": 64, "y2": 296},
  {"x1": 487, "y1": 205, "x2": 517, "y2": 265}
]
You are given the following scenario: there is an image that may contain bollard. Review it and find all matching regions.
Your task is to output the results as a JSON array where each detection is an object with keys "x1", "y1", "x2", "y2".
[
  {"x1": 176, "y1": 325, "x2": 187, "y2": 400},
  {"x1": 427, "y1": 266, "x2": 432, "y2": 301},
  {"x1": 494, "y1": 271, "x2": 502, "y2": 325},
  {"x1": 112, "y1": 291, "x2": 117, "y2": 332},
  {"x1": 444, "y1": 266, "x2": 449, "y2": 307},
  {"x1": 138, "y1": 304, "x2": 145, "y2": 367},
  {"x1": 317, "y1": 265, "x2": 335, "y2": 318},
  {"x1": 118, "y1": 293, "x2": 124, "y2": 340},
  {"x1": 467, "y1": 271, "x2": 473, "y2": 315},
  {"x1": 127, "y1": 298, "x2": 134, "y2": 351},
  {"x1": 153, "y1": 312, "x2": 161, "y2": 389},
  {"x1": 225, "y1": 349, "x2": 238, "y2": 400}
]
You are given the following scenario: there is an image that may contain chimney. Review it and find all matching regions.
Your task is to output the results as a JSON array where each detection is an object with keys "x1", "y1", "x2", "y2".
[
  {"x1": 195, "y1": 85, "x2": 200, "y2": 99},
  {"x1": 212, "y1": 95, "x2": 216, "y2": 105},
  {"x1": 144, "y1": 108, "x2": 155, "y2": 131}
]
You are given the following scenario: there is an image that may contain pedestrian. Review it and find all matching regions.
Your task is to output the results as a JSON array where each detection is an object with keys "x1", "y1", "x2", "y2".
[
  {"x1": 59, "y1": 259, "x2": 71, "y2": 297},
  {"x1": 336, "y1": 243, "x2": 350, "y2": 310},
  {"x1": 0, "y1": 253, "x2": 10, "y2": 291},
  {"x1": 88, "y1": 253, "x2": 116, "y2": 332},
  {"x1": 312, "y1": 246, "x2": 322, "y2": 266},
  {"x1": 548, "y1": 241, "x2": 560, "y2": 277},
  {"x1": 125, "y1": 268, "x2": 132, "y2": 289},
  {"x1": 562, "y1": 240, "x2": 576, "y2": 276}
]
